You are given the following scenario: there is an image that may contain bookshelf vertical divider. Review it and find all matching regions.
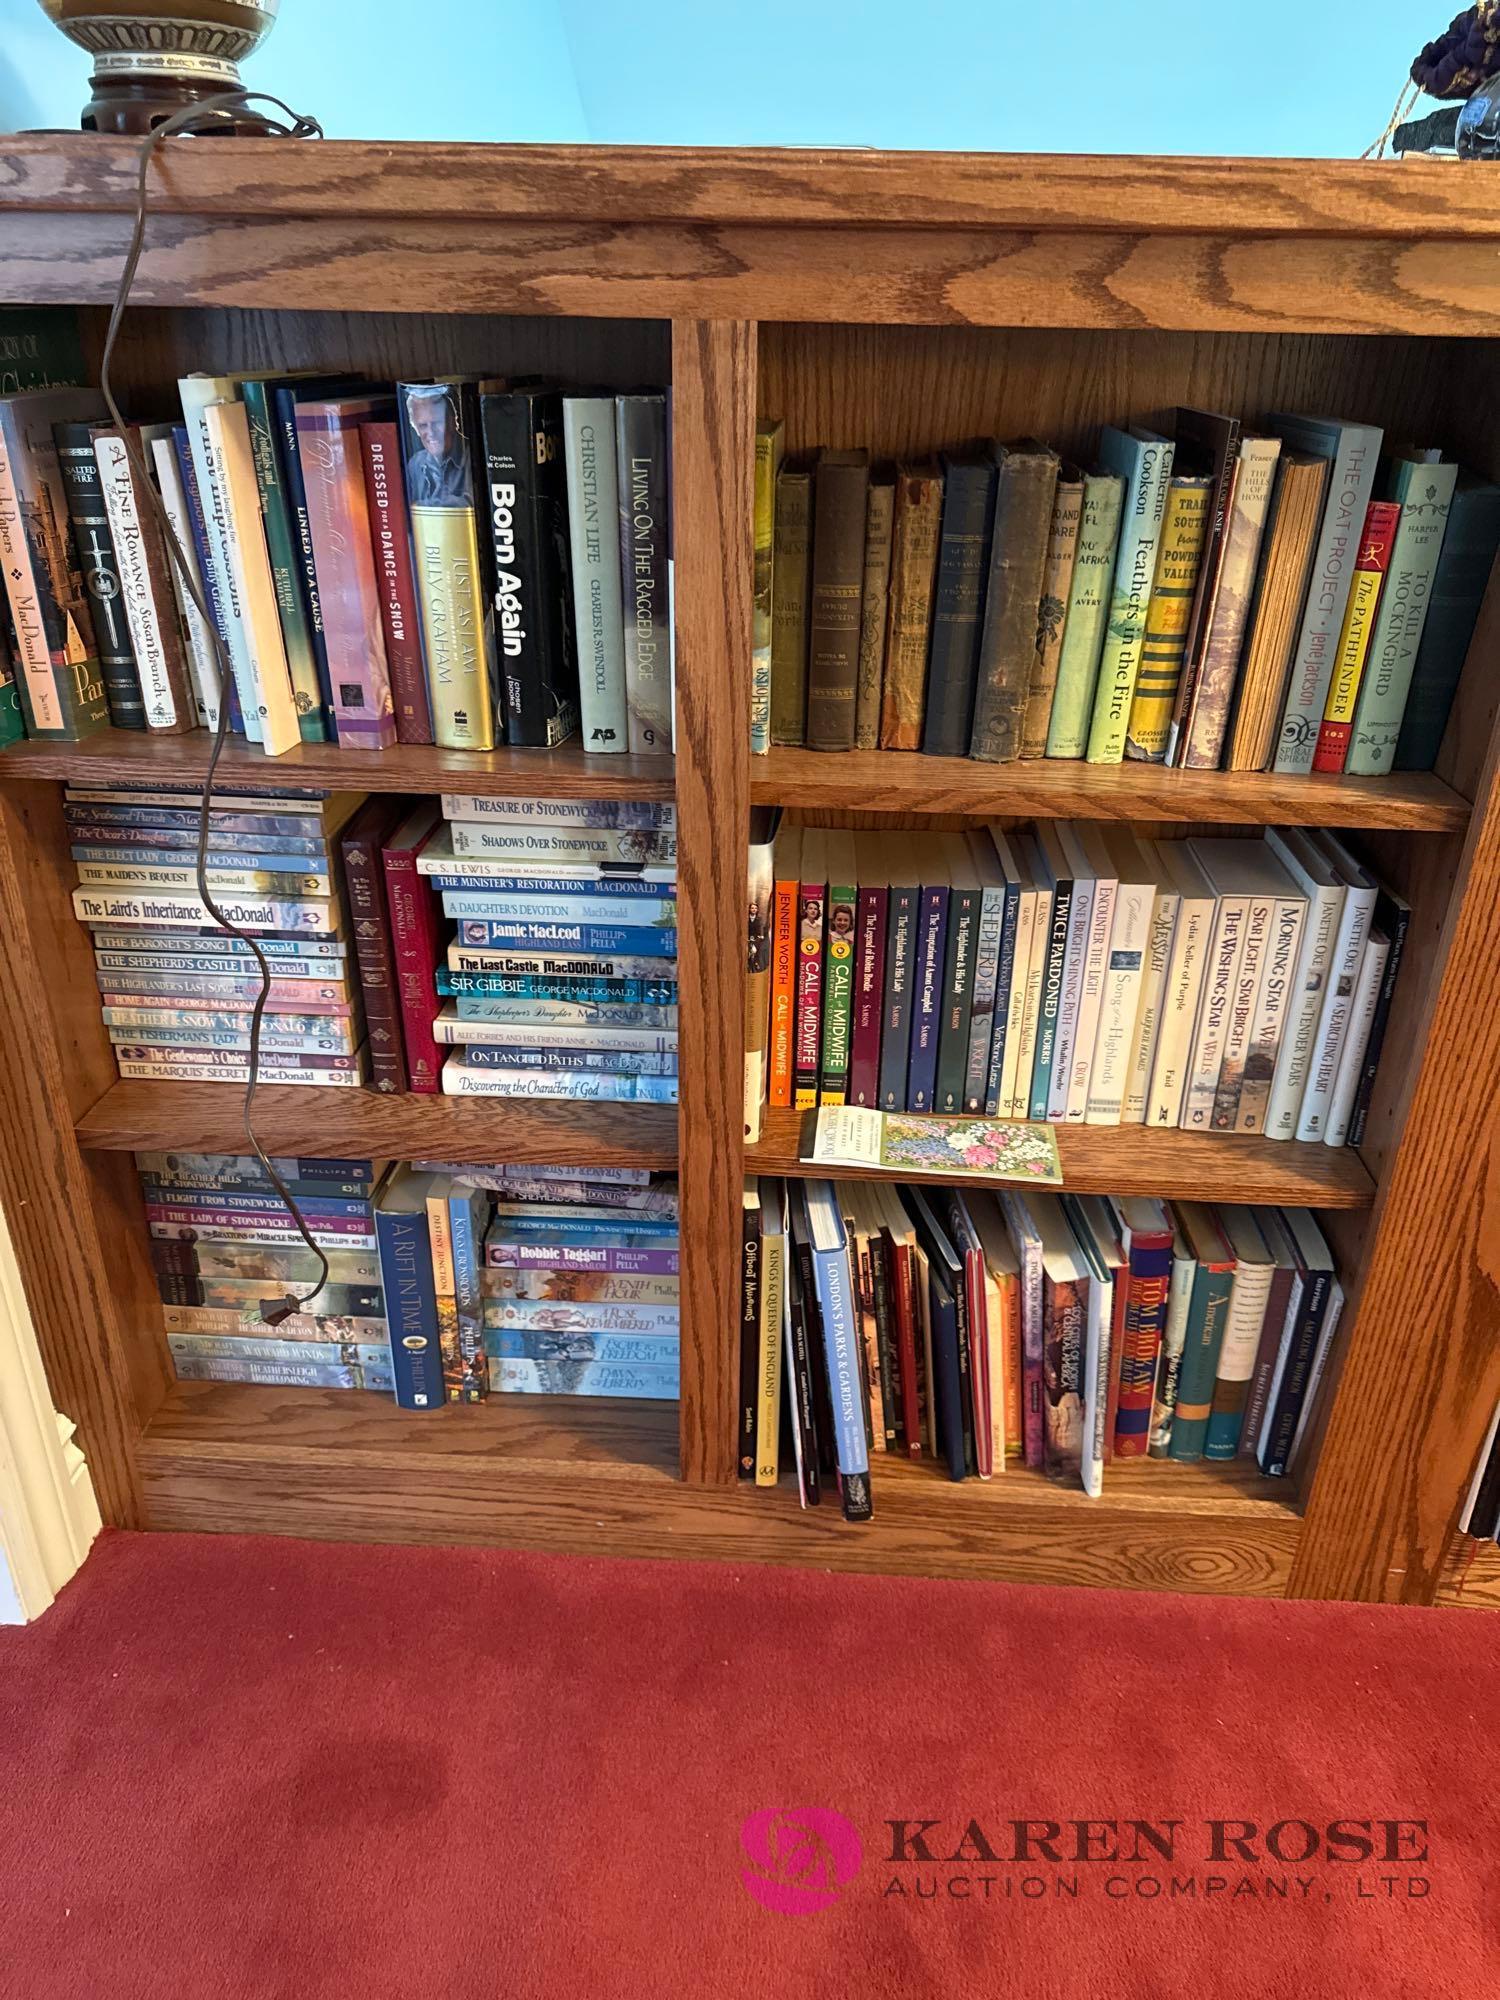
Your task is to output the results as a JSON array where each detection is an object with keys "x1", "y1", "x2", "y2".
[{"x1": 0, "y1": 136, "x2": 1498, "y2": 1599}]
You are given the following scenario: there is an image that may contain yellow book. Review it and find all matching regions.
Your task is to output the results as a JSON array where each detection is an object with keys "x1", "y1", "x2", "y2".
[
  {"x1": 1124, "y1": 475, "x2": 1211, "y2": 761},
  {"x1": 754, "y1": 1180, "x2": 786, "y2": 1486},
  {"x1": 750, "y1": 420, "x2": 783, "y2": 754},
  {"x1": 426, "y1": 1180, "x2": 462, "y2": 1403},
  {"x1": 399, "y1": 379, "x2": 497, "y2": 750},
  {"x1": 1313, "y1": 498, "x2": 1402, "y2": 772}
]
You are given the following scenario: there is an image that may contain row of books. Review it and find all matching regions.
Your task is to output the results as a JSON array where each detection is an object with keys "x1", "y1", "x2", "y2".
[
  {"x1": 0, "y1": 373, "x2": 673, "y2": 756},
  {"x1": 745, "y1": 815, "x2": 1403, "y2": 1148},
  {"x1": 740, "y1": 1176, "x2": 1341, "y2": 1514},
  {"x1": 71, "y1": 784, "x2": 373, "y2": 1089},
  {"x1": 422, "y1": 793, "x2": 680, "y2": 1102},
  {"x1": 144, "y1": 1150, "x2": 680, "y2": 1404},
  {"x1": 752, "y1": 413, "x2": 1500, "y2": 777}
]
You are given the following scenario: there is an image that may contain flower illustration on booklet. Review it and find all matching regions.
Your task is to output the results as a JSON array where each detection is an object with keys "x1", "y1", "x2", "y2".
[{"x1": 805, "y1": 1105, "x2": 1062, "y2": 1184}]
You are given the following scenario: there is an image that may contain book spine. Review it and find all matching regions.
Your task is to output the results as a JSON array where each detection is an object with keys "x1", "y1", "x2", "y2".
[
  {"x1": 384, "y1": 839, "x2": 443, "y2": 1094},
  {"x1": 813, "y1": 1229, "x2": 871, "y2": 1517},
  {"x1": 878, "y1": 885, "x2": 917, "y2": 1112},
  {"x1": 1042, "y1": 1274, "x2": 1085, "y2": 1485},
  {"x1": 1148, "y1": 1248, "x2": 1196, "y2": 1457},
  {"x1": 1259, "y1": 1270, "x2": 1334, "y2": 1477},
  {"x1": 439, "y1": 794, "x2": 675, "y2": 830},
  {"x1": 1179, "y1": 449, "x2": 1282, "y2": 769},
  {"x1": 615, "y1": 393, "x2": 672, "y2": 753},
  {"x1": 906, "y1": 886, "x2": 948, "y2": 1113},
  {"x1": 482, "y1": 390, "x2": 579, "y2": 749},
  {"x1": 1264, "y1": 877, "x2": 1343, "y2": 1140},
  {"x1": 879, "y1": 467, "x2": 943, "y2": 750},
  {"x1": 374, "y1": 1203, "x2": 446, "y2": 1410},
  {"x1": 1021, "y1": 476, "x2": 1083, "y2": 758},
  {"x1": 0, "y1": 407, "x2": 108, "y2": 739},
  {"x1": 1085, "y1": 879, "x2": 1152, "y2": 1125},
  {"x1": 964, "y1": 881, "x2": 1006, "y2": 1115},
  {"x1": 459, "y1": 1045, "x2": 675, "y2": 1076},
  {"x1": 1347, "y1": 894, "x2": 1411, "y2": 1147},
  {"x1": 1124, "y1": 478, "x2": 1210, "y2": 760},
  {"x1": 1087, "y1": 438, "x2": 1173, "y2": 764},
  {"x1": 1275, "y1": 425, "x2": 1382, "y2": 772},
  {"x1": 921, "y1": 463, "x2": 994, "y2": 758},
  {"x1": 1237, "y1": 897, "x2": 1305, "y2": 1134},
  {"x1": 854, "y1": 476, "x2": 894, "y2": 750},
  {"x1": 563, "y1": 397, "x2": 628, "y2": 752},
  {"x1": 1211, "y1": 892, "x2": 1273, "y2": 1131},
  {"x1": 359, "y1": 420, "x2": 433, "y2": 743},
  {"x1": 492, "y1": 1357, "x2": 677, "y2": 1397},
  {"x1": 145, "y1": 434, "x2": 219, "y2": 728},
  {"x1": 1181, "y1": 896, "x2": 1247, "y2": 1131},
  {"x1": 90, "y1": 436, "x2": 187, "y2": 723},
  {"x1": 806, "y1": 456, "x2": 869, "y2": 752},
  {"x1": 267, "y1": 385, "x2": 332, "y2": 725},
  {"x1": 848, "y1": 884, "x2": 888, "y2": 1109},
  {"x1": 999, "y1": 890, "x2": 1041, "y2": 1121},
  {"x1": 1346, "y1": 464, "x2": 1457, "y2": 775},
  {"x1": 770, "y1": 464, "x2": 812, "y2": 746},
  {"x1": 1046, "y1": 473, "x2": 1123, "y2": 757},
  {"x1": 52, "y1": 422, "x2": 143, "y2": 730},
  {"x1": 426, "y1": 1188, "x2": 462, "y2": 1400},
  {"x1": 1240, "y1": 1265, "x2": 1297, "y2": 1460},
  {"x1": 180, "y1": 382, "x2": 259, "y2": 737},
  {"x1": 1205, "y1": 1268, "x2": 1271, "y2": 1460},
  {"x1": 1296, "y1": 887, "x2": 1375, "y2": 1142},
  {"x1": 784, "y1": 1254, "x2": 823, "y2": 1501},
  {"x1": 1324, "y1": 932, "x2": 1389, "y2": 1147},
  {"x1": 793, "y1": 877, "x2": 825, "y2": 1108},
  {"x1": 1114, "y1": 1232, "x2": 1173, "y2": 1457},
  {"x1": 1029, "y1": 878, "x2": 1073, "y2": 1121},
  {"x1": 1046, "y1": 873, "x2": 1093, "y2": 1122},
  {"x1": 173, "y1": 427, "x2": 236, "y2": 725},
  {"x1": 1394, "y1": 487, "x2": 1500, "y2": 771},
  {"x1": 750, "y1": 431, "x2": 777, "y2": 755},
  {"x1": 935, "y1": 885, "x2": 979, "y2": 1113},
  {"x1": 296, "y1": 405, "x2": 397, "y2": 748},
  {"x1": 240, "y1": 381, "x2": 327, "y2": 739},
  {"x1": 755, "y1": 1219, "x2": 785, "y2": 1485},
  {"x1": 1168, "y1": 1262, "x2": 1234, "y2": 1463},
  {"x1": 341, "y1": 818, "x2": 406, "y2": 1096},
  {"x1": 969, "y1": 450, "x2": 1059, "y2": 764},
  {"x1": 204, "y1": 401, "x2": 305, "y2": 754},
  {"x1": 456, "y1": 920, "x2": 676, "y2": 956},
  {"x1": 1312, "y1": 498, "x2": 1403, "y2": 772},
  {"x1": 1066, "y1": 872, "x2": 1118, "y2": 1122},
  {"x1": 982, "y1": 881, "x2": 1022, "y2": 1117}
]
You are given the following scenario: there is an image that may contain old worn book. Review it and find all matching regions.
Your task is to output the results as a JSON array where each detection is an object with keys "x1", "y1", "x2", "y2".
[
  {"x1": 806, "y1": 449, "x2": 869, "y2": 752},
  {"x1": 770, "y1": 457, "x2": 813, "y2": 746},
  {"x1": 969, "y1": 441, "x2": 1060, "y2": 764},
  {"x1": 1046, "y1": 468, "x2": 1124, "y2": 758},
  {"x1": 1020, "y1": 465, "x2": 1082, "y2": 758},
  {"x1": 921, "y1": 450, "x2": 996, "y2": 758},
  {"x1": 1122, "y1": 473, "x2": 1211, "y2": 760},
  {"x1": 1085, "y1": 427, "x2": 1174, "y2": 764},
  {"x1": 1163, "y1": 408, "x2": 1241, "y2": 755},
  {"x1": 854, "y1": 471, "x2": 895, "y2": 750},
  {"x1": 1312, "y1": 496, "x2": 1402, "y2": 772},
  {"x1": 879, "y1": 460, "x2": 943, "y2": 750},
  {"x1": 749, "y1": 419, "x2": 784, "y2": 754},
  {"x1": 1176, "y1": 437, "x2": 1282, "y2": 769},
  {"x1": 1223, "y1": 452, "x2": 1329, "y2": 772}
]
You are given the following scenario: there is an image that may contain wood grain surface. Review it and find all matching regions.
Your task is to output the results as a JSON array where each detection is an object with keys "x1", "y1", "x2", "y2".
[
  {"x1": 75, "y1": 1079, "x2": 679, "y2": 1166},
  {"x1": 749, "y1": 1108, "x2": 1376, "y2": 1208},
  {"x1": 670, "y1": 319, "x2": 755, "y2": 1486},
  {"x1": 1435, "y1": 1533, "x2": 1500, "y2": 1608},
  {"x1": 752, "y1": 746, "x2": 1467, "y2": 830}
]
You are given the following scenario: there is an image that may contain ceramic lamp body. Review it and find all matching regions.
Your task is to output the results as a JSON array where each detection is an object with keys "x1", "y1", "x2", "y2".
[{"x1": 36, "y1": 0, "x2": 282, "y2": 131}]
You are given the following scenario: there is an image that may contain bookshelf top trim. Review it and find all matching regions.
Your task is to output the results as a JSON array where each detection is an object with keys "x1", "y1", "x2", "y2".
[{"x1": 2, "y1": 138, "x2": 1497, "y2": 241}]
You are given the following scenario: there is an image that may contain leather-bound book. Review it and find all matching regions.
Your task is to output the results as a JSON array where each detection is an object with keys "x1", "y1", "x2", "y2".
[
  {"x1": 969, "y1": 440, "x2": 1060, "y2": 764},
  {"x1": 921, "y1": 449, "x2": 996, "y2": 758},
  {"x1": 806, "y1": 449, "x2": 869, "y2": 751},
  {"x1": 878, "y1": 460, "x2": 943, "y2": 750}
]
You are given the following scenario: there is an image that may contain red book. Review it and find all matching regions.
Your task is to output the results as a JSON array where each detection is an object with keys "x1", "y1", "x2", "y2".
[
  {"x1": 1312, "y1": 497, "x2": 1402, "y2": 773},
  {"x1": 848, "y1": 879, "x2": 888, "y2": 1109},
  {"x1": 359, "y1": 420, "x2": 434, "y2": 745},
  {"x1": 382, "y1": 801, "x2": 444, "y2": 1094},
  {"x1": 339, "y1": 795, "x2": 410, "y2": 1096},
  {"x1": 296, "y1": 394, "x2": 398, "y2": 749},
  {"x1": 1110, "y1": 1197, "x2": 1176, "y2": 1459}
]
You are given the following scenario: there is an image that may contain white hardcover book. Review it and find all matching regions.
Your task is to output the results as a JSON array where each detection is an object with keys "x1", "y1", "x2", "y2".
[
  {"x1": 1068, "y1": 1194, "x2": 1120, "y2": 1498},
  {"x1": 563, "y1": 397, "x2": 629, "y2": 753},
  {"x1": 1007, "y1": 837, "x2": 1051, "y2": 1122},
  {"x1": 1121, "y1": 840, "x2": 1178, "y2": 1125},
  {"x1": 1263, "y1": 828, "x2": 1347, "y2": 1141},
  {"x1": 1268, "y1": 416, "x2": 1383, "y2": 773},
  {"x1": 1064, "y1": 825, "x2": 1119, "y2": 1122},
  {"x1": 1145, "y1": 843, "x2": 1216, "y2": 1129},
  {"x1": 1085, "y1": 830, "x2": 1156, "y2": 1125},
  {"x1": 1213, "y1": 889, "x2": 1273, "y2": 1132},
  {"x1": 1045, "y1": 823, "x2": 1096, "y2": 1122},
  {"x1": 1323, "y1": 928, "x2": 1389, "y2": 1147},
  {"x1": 1148, "y1": 1231, "x2": 1196, "y2": 1456},
  {"x1": 201, "y1": 399, "x2": 301, "y2": 756},
  {"x1": 1295, "y1": 833, "x2": 1378, "y2": 1142},
  {"x1": 90, "y1": 430, "x2": 182, "y2": 731},
  {"x1": 1209, "y1": 1208, "x2": 1274, "y2": 1457},
  {"x1": 1460, "y1": 1400, "x2": 1500, "y2": 1534},
  {"x1": 149, "y1": 431, "x2": 220, "y2": 727},
  {"x1": 1180, "y1": 892, "x2": 1248, "y2": 1131},
  {"x1": 1237, "y1": 891, "x2": 1306, "y2": 1135},
  {"x1": 178, "y1": 373, "x2": 260, "y2": 741}
]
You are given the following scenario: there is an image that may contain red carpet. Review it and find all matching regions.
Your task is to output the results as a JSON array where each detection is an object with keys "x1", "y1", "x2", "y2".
[{"x1": 0, "y1": 1529, "x2": 1495, "y2": 2000}]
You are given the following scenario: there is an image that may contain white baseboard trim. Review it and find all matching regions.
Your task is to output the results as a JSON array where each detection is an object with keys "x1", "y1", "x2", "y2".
[{"x1": 0, "y1": 1205, "x2": 100, "y2": 1621}]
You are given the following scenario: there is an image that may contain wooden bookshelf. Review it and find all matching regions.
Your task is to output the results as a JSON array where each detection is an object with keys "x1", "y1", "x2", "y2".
[{"x1": 1, "y1": 135, "x2": 1498, "y2": 1606}]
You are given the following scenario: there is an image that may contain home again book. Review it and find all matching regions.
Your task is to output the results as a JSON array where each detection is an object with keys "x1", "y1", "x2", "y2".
[
  {"x1": 480, "y1": 385, "x2": 581, "y2": 748},
  {"x1": 806, "y1": 450, "x2": 870, "y2": 751}
]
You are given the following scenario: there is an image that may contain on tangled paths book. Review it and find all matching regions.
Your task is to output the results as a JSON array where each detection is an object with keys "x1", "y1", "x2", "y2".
[
  {"x1": 968, "y1": 440, "x2": 1060, "y2": 764},
  {"x1": 879, "y1": 461, "x2": 943, "y2": 750}
]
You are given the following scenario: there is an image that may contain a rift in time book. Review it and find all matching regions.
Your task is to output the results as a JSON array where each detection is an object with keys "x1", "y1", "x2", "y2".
[{"x1": 752, "y1": 405, "x2": 1496, "y2": 781}]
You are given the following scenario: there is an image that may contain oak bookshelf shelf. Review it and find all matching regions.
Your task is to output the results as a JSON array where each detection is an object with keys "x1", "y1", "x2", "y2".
[
  {"x1": 746, "y1": 1109, "x2": 1377, "y2": 1209},
  {"x1": 751, "y1": 747, "x2": 1470, "y2": 831},
  {"x1": 1, "y1": 134, "x2": 1498, "y2": 1607},
  {"x1": 73, "y1": 1080, "x2": 680, "y2": 1169}
]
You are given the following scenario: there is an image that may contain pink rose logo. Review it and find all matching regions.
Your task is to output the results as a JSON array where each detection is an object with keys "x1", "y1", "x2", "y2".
[{"x1": 739, "y1": 1807, "x2": 863, "y2": 1913}]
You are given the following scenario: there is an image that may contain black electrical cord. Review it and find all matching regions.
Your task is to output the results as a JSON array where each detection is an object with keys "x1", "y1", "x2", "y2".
[{"x1": 95, "y1": 92, "x2": 334, "y2": 1324}]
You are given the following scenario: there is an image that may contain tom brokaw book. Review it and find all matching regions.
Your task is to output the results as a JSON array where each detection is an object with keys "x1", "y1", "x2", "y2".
[{"x1": 398, "y1": 379, "x2": 500, "y2": 751}]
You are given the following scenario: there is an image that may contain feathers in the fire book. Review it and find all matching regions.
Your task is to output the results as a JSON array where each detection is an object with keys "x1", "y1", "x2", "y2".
[{"x1": 479, "y1": 385, "x2": 580, "y2": 747}]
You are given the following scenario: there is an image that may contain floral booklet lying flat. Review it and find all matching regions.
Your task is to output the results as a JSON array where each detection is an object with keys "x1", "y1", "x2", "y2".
[{"x1": 804, "y1": 1106, "x2": 1063, "y2": 1185}]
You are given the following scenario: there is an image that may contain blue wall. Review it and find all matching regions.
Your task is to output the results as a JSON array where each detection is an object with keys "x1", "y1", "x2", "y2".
[{"x1": 0, "y1": 0, "x2": 1433, "y2": 157}]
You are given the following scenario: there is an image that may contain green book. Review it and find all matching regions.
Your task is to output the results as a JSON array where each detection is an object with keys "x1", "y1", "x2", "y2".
[
  {"x1": 1086, "y1": 426, "x2": 1175, "y2": 764},
  {"x1": 1344, "y1": 452, "x2": 1457, "y2": 775},
  {"x1": 240, "y1": 378, "x2": 328, "y2": 742},
  {"x1": 1167, "y1": 1203, "x2": 1237, "y2": 1464},
  {"x1": 1046, "y1": 469, "x2": 1123, "y2": 757},
  {"x1": 819, "y1": 829, "x2": 859, "y2": 1104}
]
